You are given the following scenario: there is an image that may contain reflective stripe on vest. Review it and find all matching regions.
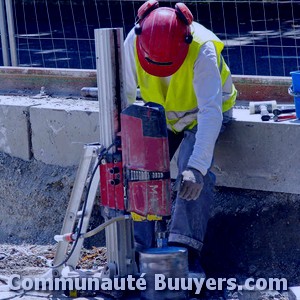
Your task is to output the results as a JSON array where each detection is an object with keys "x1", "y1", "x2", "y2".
[{"x1": 135, "y1": 22, "x2": 236, "y2": 133}]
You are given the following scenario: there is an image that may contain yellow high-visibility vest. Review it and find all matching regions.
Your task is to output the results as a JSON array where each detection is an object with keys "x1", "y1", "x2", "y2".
[{"x1": 135, "y1": 22, "x2": 237, "y2": 133}]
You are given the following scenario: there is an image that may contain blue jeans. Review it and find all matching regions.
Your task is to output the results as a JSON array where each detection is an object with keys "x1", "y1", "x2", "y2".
[
  {"x1": 134, "y1": 110, "x2": 233, "y2": 252},
  {"x1": 168, "y1": 126, "x2": 215, "y2": 251}
]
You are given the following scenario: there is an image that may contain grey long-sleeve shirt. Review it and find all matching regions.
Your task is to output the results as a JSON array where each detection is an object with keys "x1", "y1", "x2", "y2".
[{"x1": 124, "y1": 27, "x2": 223, "y2": 176}]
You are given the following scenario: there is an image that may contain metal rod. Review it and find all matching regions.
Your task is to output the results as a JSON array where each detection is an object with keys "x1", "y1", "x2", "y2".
[
  {"x1": 81, "y1": 87, "x2": 98, "y2": 98},
  {"x1": 5, "y1": 0, "x2": 17, "y2": 66},
  {"x1": 0, "y1": 0, "x2": 10, "y2": 65},
  {"x1": 83, "y1": 215, "x2": 129, "y2": 238},
  {"x1": 51, "y1": 144, "x2": 102, "y2": 276},
  {"x1": 94, "y1": 28, "x2": 136, "y2": 277},
  {"x1": 94, "y1": 28, "x2": 127, "y2": 151}
]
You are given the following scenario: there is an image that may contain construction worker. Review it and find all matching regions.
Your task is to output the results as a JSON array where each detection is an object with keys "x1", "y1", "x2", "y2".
[{"x1": 124, "y1": 0, "x2": 237, "y2": 277}]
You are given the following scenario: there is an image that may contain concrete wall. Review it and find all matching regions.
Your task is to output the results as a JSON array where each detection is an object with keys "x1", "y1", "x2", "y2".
[
  {"x1": 213, "y1": 109, "x2": 300, "y2": 194},
  {"x1": 30, "y1": 100, "x2": 99, "y2": 166},
  {"x1": 0, "y1": 67, "x2": 298, "y2": 195},
  {"x1": 0, "y1": 95, "x2": 100, "y2": 166}
]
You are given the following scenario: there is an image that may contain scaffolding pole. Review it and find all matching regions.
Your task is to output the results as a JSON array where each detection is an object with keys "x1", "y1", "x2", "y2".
[
  {"x1": 0, "y1": 0, "x2": 10, "y2": 65},
  {"x1": 5, "y1": 0, "x2": 17, "y2": 66}
]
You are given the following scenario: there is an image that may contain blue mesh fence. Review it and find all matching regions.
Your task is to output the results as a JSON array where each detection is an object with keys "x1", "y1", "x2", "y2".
[{"x1": 0, "y1": 0, "x2": 299, "y2": 76}]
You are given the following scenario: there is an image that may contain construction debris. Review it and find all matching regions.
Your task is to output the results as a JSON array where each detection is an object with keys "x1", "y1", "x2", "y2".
[{"x1": 0, "y1": 243, "x2": 107, "y2": 277}]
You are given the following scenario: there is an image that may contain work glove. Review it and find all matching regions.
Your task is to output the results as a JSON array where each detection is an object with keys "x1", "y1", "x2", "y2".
[{"x1": 179, "y1": 167, "x2": 204, "y2": 201}]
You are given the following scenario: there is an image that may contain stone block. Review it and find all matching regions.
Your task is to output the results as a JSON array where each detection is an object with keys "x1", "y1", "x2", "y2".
[
  {"x1": 30, "y1": 99, "x2": 100, "y2": 166},
  {"x1": 0, "y1": 96, "x2": 46, "y2": 161},
  {"x1": 213, "y1": 108, "x2": 300, "y2": 194}
]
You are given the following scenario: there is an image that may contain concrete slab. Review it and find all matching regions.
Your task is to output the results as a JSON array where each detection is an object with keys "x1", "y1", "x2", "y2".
[
  {"x1": 0, "y1": 94, "x2": 299, "y2": 193},
  {"x1": 289, "y1": 286, "x2": 300, "y2": 300},
  {"x1": 30, "y1": 99, "x2": 100, "y2": 166},
  {"x1": 212, "y1": 108, "x2": 300, "y2": 194},
  {"x1": 0, "y1": 96, "x2": 48, "y2": 161}
]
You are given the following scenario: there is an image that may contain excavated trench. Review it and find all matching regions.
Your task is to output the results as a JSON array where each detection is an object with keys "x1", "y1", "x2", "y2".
[
  {"x1": 202, "y1": 187, "x2": 300, "y2": 286},
  {"x1": 0, "y1": 151, "x2": 299, "y2": 287}
]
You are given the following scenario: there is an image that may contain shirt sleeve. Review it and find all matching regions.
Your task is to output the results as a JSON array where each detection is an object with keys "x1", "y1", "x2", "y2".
[
  {"x1": 187, "y1": 41, "x2": 223, "y2": 176},
  {"x1": 124, "y1": 28, "x2": 138, "y2": 105}
]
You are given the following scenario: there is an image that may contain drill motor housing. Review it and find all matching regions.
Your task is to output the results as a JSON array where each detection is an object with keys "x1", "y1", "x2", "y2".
[{"x1": 100, "y1": 102, "x2": 171, "y2": 218}]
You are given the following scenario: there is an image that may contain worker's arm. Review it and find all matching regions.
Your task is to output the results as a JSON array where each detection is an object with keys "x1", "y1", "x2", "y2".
[
  {"x1": 187, "y1": 41, "x2": 223, "y2": 176},
  {"x1": 124, "y1": 28, "x2": 138, "y2": 106}
]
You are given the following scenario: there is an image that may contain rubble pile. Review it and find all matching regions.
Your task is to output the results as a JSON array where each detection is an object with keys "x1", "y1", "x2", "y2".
[{"x1": 0, "y1": 243, "x2": 107, "y2": 277}]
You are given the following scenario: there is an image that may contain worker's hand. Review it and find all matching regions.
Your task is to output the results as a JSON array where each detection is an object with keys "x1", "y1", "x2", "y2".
[{"x1": 179, "y1": 167, "x2": 204, "y2": 201}]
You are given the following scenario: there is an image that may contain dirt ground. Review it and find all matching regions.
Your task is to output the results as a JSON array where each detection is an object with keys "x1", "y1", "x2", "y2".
[
  {"x1": 0, "y1": 243, "x2": 291, "y2": 300},
  {"x1": 0, "y1": 151, "x2": 299, "y2": 299},
  {"x1": 0, "y1": 151, "x2": 105, "y2": 246},
  {"x1": 0, "y1": 243, "x2": 107, "y2": 278}
]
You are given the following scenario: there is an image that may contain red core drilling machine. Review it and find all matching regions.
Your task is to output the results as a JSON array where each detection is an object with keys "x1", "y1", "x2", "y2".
[{"x1": 44, "y1": 28, "x2": 189, "y2": 300}]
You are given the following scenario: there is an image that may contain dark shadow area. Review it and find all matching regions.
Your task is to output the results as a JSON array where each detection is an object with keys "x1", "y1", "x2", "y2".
[{"x1": 202, "y1": 186, "x2": 300, "y2": 286}]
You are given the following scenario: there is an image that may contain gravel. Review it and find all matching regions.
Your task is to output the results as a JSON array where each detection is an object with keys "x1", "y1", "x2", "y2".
[{"x1": 0, "y1": 243, "x2": 107, "y2": 278}]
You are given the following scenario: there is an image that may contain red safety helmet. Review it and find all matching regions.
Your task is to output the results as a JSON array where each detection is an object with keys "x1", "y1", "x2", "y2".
[{"x1": 135, "y1": 0, "x2": 193, "y2": 77}]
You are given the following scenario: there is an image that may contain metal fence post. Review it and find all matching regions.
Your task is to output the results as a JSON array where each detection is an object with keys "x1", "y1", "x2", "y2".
[
  {"x1": 5, "y1": 0, "x2": 17, "y2": 66},
  {"x1": 0, "y1": 0, "x2": 10, "y2": 65}
]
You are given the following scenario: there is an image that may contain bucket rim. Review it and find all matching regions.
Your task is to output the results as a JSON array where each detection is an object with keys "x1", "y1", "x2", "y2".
[{"x1": 290, "y1": 70, "x2": 300, "y2": 76}]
